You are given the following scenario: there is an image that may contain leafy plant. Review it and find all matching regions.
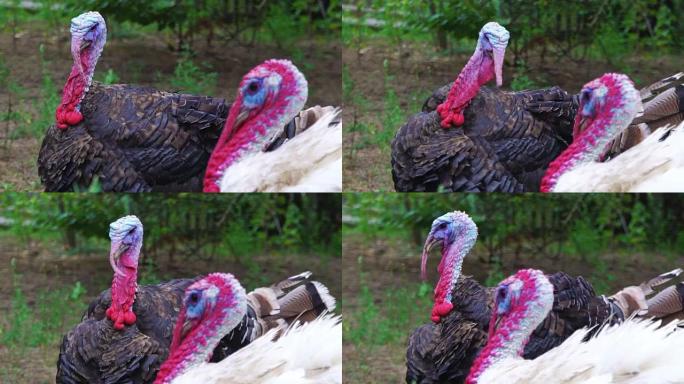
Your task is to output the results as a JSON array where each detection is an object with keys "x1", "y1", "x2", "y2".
[{"x1": 169, "y1": 56, "x2": 217, "y2": 96}]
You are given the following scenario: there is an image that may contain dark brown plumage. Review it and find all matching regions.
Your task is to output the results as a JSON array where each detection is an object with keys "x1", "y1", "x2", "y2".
[
  {"x1": 391, "y1": 85, "x2": 577, "y2": 192},
  {"x1": 405, "y1": 272, "x2": 623, "y2": 384},
  {"x1": 56, "y1": 272, "x2": 335, "y2": 383},
  {"x1": 38, "y1": 82, "x2": 229, "y2": 192}
]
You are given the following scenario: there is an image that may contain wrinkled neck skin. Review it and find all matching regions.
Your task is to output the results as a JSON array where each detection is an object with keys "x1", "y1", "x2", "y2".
[
  {"x1": 466, "y1": 275, "x2": 552, "y2": 384},
  {"x1": 436, "y1": 42, "x2": 493, "y2": 128},
  {"x1": 431, "y1": 228, "x2": 478, "y2": 323},
  {"x1": 106, "y1": 241, "x2": 141, "y2": 330},
  {"x1": 55, "y1": 37, "x2": 104, "y2": 129},
  {"x1": 540, "y1": 97, "x2": 634, "y2": 192},
  {"x1": 154, "y1": 289, "x2": 247, "y2": 383}
]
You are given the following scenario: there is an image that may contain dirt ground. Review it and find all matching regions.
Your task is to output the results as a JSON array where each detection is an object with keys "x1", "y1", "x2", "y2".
[
  {"x1": 341, "y1": 232, "x2": 684, "y2": 383},
  {"x1": 0, "y1": 22, "x2": 341, "y2": 191},
  {"x1": 342, "y1": 38, "x2": 684, "y2": 191},
  {"x1": 0, "y1": 235, "x2": 341, "y2": 383}
]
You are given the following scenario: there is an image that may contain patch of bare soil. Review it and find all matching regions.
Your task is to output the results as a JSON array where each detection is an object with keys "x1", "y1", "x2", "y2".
[
  {"x1": 342, "y1": 38, "x2": 684, "y2": 191},
  {"x1": 0, "y1": 22, "x2": 341, "y2": 191},
  {"x1": 341, "y1": 233, "x2": 684, "y2": 383}
]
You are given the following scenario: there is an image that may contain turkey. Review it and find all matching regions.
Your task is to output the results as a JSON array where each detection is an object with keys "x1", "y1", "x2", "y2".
[
  {"x1": 57, "y1": 215, "x2": 336, "y2": 383},
  {"x1": 37, "y1": 12, "x2": 318, "y2": 192},
  {"x1": 37, "y1": 11, "x2": 228, "y2": 192},
  {"x1": 541, "y1": 73, "x2": 684, "y2": 192},
  {"x1": 391, "y1": 22, "x2": 577, "y2": 192},
  {"x1": 153, "y1": 273, "x2": 342, "y2": 384},
  {"x1": 406, "y1": 211, "x2": 682, "y2": 384},
  {"x1": 203, "y1": 59, "x2": 342, "y2": 192},
  {"x1": 466, "y1": 269, "x2": 684, "y2": 384}
]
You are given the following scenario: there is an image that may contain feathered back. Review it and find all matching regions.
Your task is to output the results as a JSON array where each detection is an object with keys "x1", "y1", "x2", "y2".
[{"x1": 392, "y1": 86, "x2": 576, "y2": 192}]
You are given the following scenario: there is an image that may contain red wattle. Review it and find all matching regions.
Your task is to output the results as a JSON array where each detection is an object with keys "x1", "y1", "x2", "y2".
[
  {"x1": 431, "y1": 301, "x2": 454, "y2": 323},
  {"x1": 56, "y1": 109, "x2": 84, "y2": 129},
  {"x1": 124, "y1": 311, "x2": 136, "y2": 325},
  {"x1": 438, "y1": 106, "x2": 465, "y2": 128},
  {"x1": 113, "y1": 321, "x2": 124, "y2": 330}
]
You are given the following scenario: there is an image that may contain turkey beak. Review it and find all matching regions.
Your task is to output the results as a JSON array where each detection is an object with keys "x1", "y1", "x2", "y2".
[
  {"x1": 235, "y1": 108, "x2": 249, "y2": 130},
  {"x1": 493, "y1": 313, "x2": 503, "y2": 331},
  {"x1": 573, "y1": 115, "x2": 590, "y2": 139},
  {"x1": 181, "y1": 318, "x2": 193, "y2": 340},
  {"x1": 80, "y1": 38, "x2": 91, "y2": 51},
  {"x1": 421, "y1": 235, "x2": 440, "y2": 281},
  {"x1": 493, "y1": 46, "x2": 506, "y2": 87},
  {"x1": 109, "y1": 242, "x2": 129, "y2": 277}
]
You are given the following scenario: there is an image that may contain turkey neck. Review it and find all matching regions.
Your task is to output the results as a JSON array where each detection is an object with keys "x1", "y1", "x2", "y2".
[
  {"x1": 154, "y1": 277, "x2": 247, "y2": 384},
  {"x1": 436, "y1": 42, "x2": 493, "y2": 128},
  {"x1": 540, "y1": 78, "x2": 640, "y2": 192},
  {"x1": 107, "y1": 238, "x2": 141, "y2": 330},
  {"x1": 431, "y1": 224, "x2": 477, "y2": 323},
  {"x1": 55, "y1": 28, "x2": 105, "y2": 129},
  {"x1": 465, "y1": 273, "x2": 553, "y2": 384}
]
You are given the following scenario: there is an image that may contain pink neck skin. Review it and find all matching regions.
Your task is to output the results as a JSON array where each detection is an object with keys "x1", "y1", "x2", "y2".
[
  {"x1": 431, "y1": 241, "x2": 468, "y2": 323},
  {"x1": 466, "y1": 270, "x2": 552, "y2": 384},
  {"x1": 55, "y1": 45, "x2": 93, "y2": 129},
  {"x1": 203, "y1": 94, "x2": 247, "y2": 192},
  {"x1": 105, "y1": 241, "x2": 140, "y2": 330},
  {"x1": 436, "y1": 46, "x2": 494, "y2": 128},
  {"x1": 154, "y1": 275, "x2": 246, "y2": 384},
  {"x1": 540, "y1": 75, "x2": 628, "y2": 192}
]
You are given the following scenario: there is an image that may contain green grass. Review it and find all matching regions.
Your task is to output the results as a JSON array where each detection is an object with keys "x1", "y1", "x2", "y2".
[
  {"x1": 345, "y1": 272, "x2": 432, "y2": 347},
  {"x1": 15, "y1": 44, "x2": 59, "y2": 139},
  {"x1": 1, "y1": 259, "x2": 87, "y2": 348},
  {"x1": 168, "y1": 56, "x2": 218, "y2": 96}
]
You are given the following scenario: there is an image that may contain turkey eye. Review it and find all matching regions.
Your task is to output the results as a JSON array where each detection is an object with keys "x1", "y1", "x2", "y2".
[
  {"x1": 189, "y1": 292, "x2": 200, "y2": 304},
  {"x1": 581, "y1": 89, "x2": 592, "y2": 103},
  {"x1": 497, "y1": 288, "x2": 507, "y2": 301},
  {"x1": 438, "y1": 222, "x2": 447, "y2": 230},
  {"x1": 247, "y1": 81, "x2": 260, "y2": 94}
]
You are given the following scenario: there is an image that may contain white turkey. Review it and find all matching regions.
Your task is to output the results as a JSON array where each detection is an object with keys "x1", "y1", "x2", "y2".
[
  {"x1": 203, "y1": 60, "x2": 342, "y2": 192},
  {"x1": 542, "y1": 73, "x2": 684, "y2": 192},
  {"x1": 153, "y1": 273, "x2": 341, "y2": 384},
  {"x1": 466, "y1": 268, "x2": 684, "y2": 384}
]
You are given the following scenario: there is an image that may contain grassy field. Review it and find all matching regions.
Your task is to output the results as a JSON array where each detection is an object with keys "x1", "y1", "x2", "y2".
[
  {"x1": 0, "y1": 20, "x2": 341, "y2": 191},
  {"x1": 342, "y1": 230, "x2": 684, "y2": 383},
  {"x1": 342, "y1": 37, "x2": 684, "y2": 191},
  {"x1": 0, "y1": 234, "x2": 341, "y2": 383}
]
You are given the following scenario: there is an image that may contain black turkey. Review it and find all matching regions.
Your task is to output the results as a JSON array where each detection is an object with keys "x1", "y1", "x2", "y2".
[{"x1": 391, "y1": 22, "x2": 576, "y2": 192}]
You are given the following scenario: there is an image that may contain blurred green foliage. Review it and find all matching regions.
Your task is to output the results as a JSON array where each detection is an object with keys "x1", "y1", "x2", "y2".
[
  {"x1": 0, "y1": 193, "x2": 342, "y2": 260},
  {"x1": 1, "y1": 0, "x2": 340, "y2": 51},
  {"x1": 169, "y1": 55, "x2": 218, "y2": 95},
  {"x1": 343, "y1": 0, "x2": 684, "y2": 65},
  {"x1": 344, "y1": 193, "x2": 684, "y2": 258}
]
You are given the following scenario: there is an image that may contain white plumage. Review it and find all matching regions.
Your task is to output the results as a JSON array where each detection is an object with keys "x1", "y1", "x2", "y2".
[
  {"x1": 218, "y1": 106, "x2": 342, "y2": 192},
  {"x1": 478, "y1": 318, "x2": 684, "y2": 384},
  {"x1": 554, "y1": 122, "x2": 684, "y2": 192},
  {"x1": 172, "y1": 315, "x2": 342, "y2": 384}
]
